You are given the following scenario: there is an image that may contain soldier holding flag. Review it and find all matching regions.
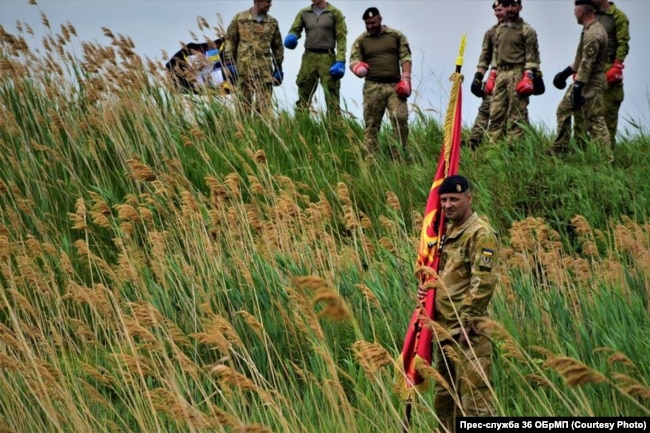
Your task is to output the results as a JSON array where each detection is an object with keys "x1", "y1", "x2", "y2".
[{"x1": 417, "y1": 175, "x2": 500, "y2": 433}]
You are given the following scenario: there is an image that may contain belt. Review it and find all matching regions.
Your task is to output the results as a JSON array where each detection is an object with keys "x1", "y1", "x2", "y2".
[
  {"x1": 498, "y1": 64, "x2": 524, "y2": 71},
  {"x1": 366, "y1": 77, "x2": 399, "y2": 84},
  {"x1": 305, "y1": 48, "x2": 334, "y2": 54}
]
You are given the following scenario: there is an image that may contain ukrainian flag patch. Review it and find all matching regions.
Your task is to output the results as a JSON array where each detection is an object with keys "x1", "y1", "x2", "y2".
[{"x1": 480, "y1": 248, "x2": 494, "y2": 269}]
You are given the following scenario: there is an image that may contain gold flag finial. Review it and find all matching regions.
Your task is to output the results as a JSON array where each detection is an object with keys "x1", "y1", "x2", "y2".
[{"x1": 455, "y1": 33, "x2": 467, "y2": 68}]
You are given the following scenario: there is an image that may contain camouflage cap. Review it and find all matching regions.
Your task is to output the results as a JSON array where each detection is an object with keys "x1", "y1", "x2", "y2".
[
  {"x1": 439, "y1": 175, "x2": 471, "y2": 195},
  {"x1": 362, "y1": 7, "x2": 380, "y2": 20}
]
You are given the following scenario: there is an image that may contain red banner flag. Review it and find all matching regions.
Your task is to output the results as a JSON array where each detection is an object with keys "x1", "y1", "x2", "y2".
[{"x1": 397, "y1": 34, "x2": 466, "y2": 401}]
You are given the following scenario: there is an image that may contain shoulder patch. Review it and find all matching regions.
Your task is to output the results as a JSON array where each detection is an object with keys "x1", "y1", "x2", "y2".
[{"x1": 479, "y1": 248, "x2": 494, "y2": 270}]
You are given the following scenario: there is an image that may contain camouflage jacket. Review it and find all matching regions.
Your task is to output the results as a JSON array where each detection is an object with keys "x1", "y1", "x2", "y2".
[
  {"x1": 494, "y1": 18, "x2": 540, "y2": 70},
  {"x1": 477, "y1": 23, "x2": 499, "y2": 70},
  {"x1": 288, "y1": 3, "x2": 347, "y2": 63},
  {"x1": 435, "y1": 213, "x2": 499, "y2": 337},
  {"x1": 573, "y1": 20, "x2": 608, "y2": 95},
  {"x1": 224, "y1": 9, "x2": 284, "y2": 83},
  {"x1": 596, "y1": 2, "x2": 630, "y2": 65}
]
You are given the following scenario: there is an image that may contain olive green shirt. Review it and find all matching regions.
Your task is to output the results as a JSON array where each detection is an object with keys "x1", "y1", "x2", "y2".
[
  {"x1": 288, "y1": 3, "x2": 347, "y2": 63},
  {"x1": 595, "y1": 2, "x2": 630, "y2": 65},
  {"x1": 494, "y1": 18, "x2": 540, "y2": 70},
  {"x1": 435, "y1": 213, "x2": 499, "y2": 337},
  {"x1": 349, "y1": 26, "x2": 412, "y2": 83}
]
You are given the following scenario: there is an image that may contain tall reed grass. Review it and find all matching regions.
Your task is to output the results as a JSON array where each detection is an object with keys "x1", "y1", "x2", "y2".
[{"x1": 0, "y1": 13, "x2": 648, "y2": 433}]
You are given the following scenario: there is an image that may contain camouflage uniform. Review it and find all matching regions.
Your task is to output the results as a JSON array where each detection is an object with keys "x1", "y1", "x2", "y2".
[
  {"x1": 554, "y1": 21, "x2": 610, "y2": 156},
  {"x1": 469, "y1": 23, "x2": 499, "y2": 148},
  {"x1": 576, "y1": 2, "x2": 630, "y2": 146},
  {"x1": 288, "y1": 3, "x2": 347, "y2": 116},
  {"x1": 349, "y1": 26, "x2": 412, "y2": 157},
  {"x1": 224, "y1": 9, "x2": 284, "y2": 115},
  {"x1": 487, "y1": 18, "x2": 540, "y2": 144},
  {"x1": 434, "y1": 212, "x2": 499, "y2": 432}
]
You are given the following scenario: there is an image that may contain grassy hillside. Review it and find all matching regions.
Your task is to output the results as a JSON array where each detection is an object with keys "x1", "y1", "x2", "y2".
[{"x1": 0, "y1": 21, "x2": 649, "y2": 432}]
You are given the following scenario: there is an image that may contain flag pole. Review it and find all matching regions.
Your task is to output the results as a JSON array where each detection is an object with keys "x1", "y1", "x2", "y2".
[{"x1": 400, "y1": 33, "x2": 466, "y2": 433}]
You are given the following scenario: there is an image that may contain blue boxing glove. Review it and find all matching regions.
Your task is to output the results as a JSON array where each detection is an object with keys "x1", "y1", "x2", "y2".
[
  {"x1": 272, "y1": 69, "x2": 284, "y2": 86},
  {"x1": 329, "y1": 61, "x2": 345, "y2": 80},
  {"x1": 284, "y1": 34, "x2": 298, "y2": 49}
]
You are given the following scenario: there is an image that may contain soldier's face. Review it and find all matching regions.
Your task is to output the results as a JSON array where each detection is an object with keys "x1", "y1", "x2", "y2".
[
  {"x1": 503, "y1": 2, "x2": 521, "y2": 20},
  {"x1": 440, "y1": 192, "x2": 473, "y2": 224},
  {"x1": 364, "y1": 16, "x2": 383, "y2": 35},
  {"x1": 256, "y1": 0, "x2": 272, "y2": 14},
  {"x1": 494, "y1": 5, "x2": 506, "y2": 23},
  {"x1": 573, "y1": 6, "x2": 584, "y2": 24},
  {"x1": 573, "y1": 5, "x2": 591, "y2": 25}
]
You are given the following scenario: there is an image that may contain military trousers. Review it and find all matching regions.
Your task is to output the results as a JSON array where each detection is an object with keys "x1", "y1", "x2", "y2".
[
  {"x1": 296, "y1": 51, "x2": 341, "y2": 116},
  {"x1": 362, "y1": 80, "x2": 409, "y2": 158},
  {"x1": 575, "y1": 81, "x2": 623, "y2": 147},
  {"x1": 487, "y1": 68, "x2": 530, "y2": 144},
  {"x1": 469, "y1": 95, "x2": 492, "y2": 148},
  {"x1": 434, "y1": 333, "x2": 494, "y2": 433},
  {"x1": 553, "y1": 83, "x2": 610, "y2": 158},
  {"x1": 236, "y1": 70, "x2": 274, "y2": 116}
]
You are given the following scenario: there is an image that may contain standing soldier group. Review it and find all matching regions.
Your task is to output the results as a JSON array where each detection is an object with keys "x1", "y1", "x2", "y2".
[
  {"x1": 221, "y1": 0, "x2": 413, "y2": 160},
  {"x1": 221, "y1": 0, "x2": 629, "y2": 162},
  {"x1": 468, "y1": 0, "x2": 629, "y2": 162}
]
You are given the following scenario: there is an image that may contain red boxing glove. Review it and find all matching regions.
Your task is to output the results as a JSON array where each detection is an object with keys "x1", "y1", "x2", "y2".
[
  {"x1": 605, "y1": 60, "x2": 624, "y2": 85},
  {"x1": 395, "y1": 73, "x2": 411, "y2": 98},
  {"x1": 515, "y1": 70, "x2": 535, "y2": 96},
  {"x1": 484, "y1": 69, "x2": 497, "y2": 95},
  {"x1": 351, "y1": 62, "x2": 369, "y2": 78}
]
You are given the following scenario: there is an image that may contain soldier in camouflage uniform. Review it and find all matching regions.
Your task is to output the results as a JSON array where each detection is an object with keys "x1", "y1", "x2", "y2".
[
  {"x1": 487, "y1": 0, "x2": 541, "y2": 144},
  {"x1": 552, "y1": 0, "x2": 610, "y2": 159},
  {"x1": 284, "y1": 0, "x2": 347, "y2": 117},
  {"x1": 224, "y1": 0, "x2": 284, "y2": 116},
  {"x1": 575, "y1": 0, "x2": 630, "y2": 148},
  {"x1": 418, "y1": 175, "x2": 499, "y2": 433},
  {"x1": 349, "y1": 7, "x2": 412, "y2": 160},
  {"x1": 468, "y1": 1, "x2": 507, "y2": 149}
]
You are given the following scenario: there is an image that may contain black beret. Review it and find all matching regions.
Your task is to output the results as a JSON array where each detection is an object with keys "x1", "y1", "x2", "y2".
[
  {"x1": 575, "y1": 0, "x2": 596, "y2": 6},
  {"x1": 439, "y1": 175, "x2": 471, "y2": 195},
  {"x1": 362, "y1": 7, "x2": 380, "y2": 20},
  {"x1": 492, "y1": 0, "x2": 499, "y2": 9}
]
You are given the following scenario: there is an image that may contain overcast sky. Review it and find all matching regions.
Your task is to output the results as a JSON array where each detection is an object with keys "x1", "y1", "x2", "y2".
[{"x1": 2, "y1": 0, "x2": 649, "y2": 136}]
